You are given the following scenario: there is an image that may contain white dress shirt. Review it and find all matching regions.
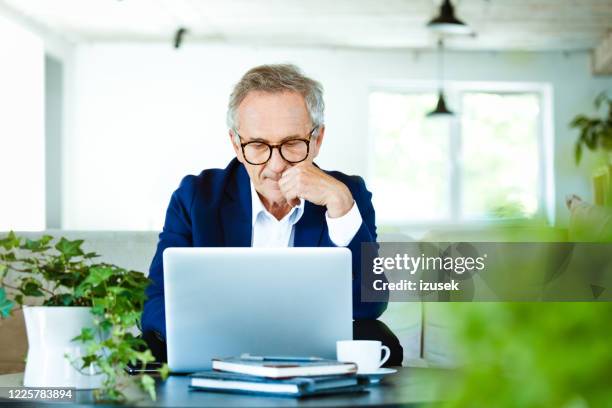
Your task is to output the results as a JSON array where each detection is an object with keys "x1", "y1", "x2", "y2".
[{"x1": 250, "y1": 181, "x2": 363, "y2": 248}]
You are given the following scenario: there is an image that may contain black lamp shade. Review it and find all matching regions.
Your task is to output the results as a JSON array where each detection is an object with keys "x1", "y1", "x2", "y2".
[
  {"x1": 427, "y1": 0, "x2": 471, "y2": 35},
  {"x1": 427, "y1": 92, "x2": 454, "y2": 117}
]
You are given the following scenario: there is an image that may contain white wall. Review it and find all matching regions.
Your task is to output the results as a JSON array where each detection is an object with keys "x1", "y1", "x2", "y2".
[
  {"x1": 64, "y1": 43, "x2": 612, "y2": 230},
  {"x1": 0, "y1": 14, "x2": 45, "y2": 231}
]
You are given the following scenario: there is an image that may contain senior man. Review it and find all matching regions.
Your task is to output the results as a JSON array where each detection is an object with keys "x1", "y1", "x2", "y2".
[{"x1": 141, "y1": 64, "x2": 402, "y2": 365}]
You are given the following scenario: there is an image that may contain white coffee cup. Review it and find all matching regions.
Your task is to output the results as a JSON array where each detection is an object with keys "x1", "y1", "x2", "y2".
[{"x1": 336, "y1": 340, "x2": 391, "y2": 374}]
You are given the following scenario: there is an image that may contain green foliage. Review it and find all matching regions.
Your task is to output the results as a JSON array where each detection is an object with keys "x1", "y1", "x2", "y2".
[
  {"x1": 441, "y1": 303, "x2": 612, "y2": 408},
  {"x1": 0, "y1": 232, "x2": 168, "y2": 403},
  {"x1": 0, "y1": 287, "x2": 13, "y2": 318},
  {"x1": 570, "y1": 91, "x2": 612, "y2": 165}
]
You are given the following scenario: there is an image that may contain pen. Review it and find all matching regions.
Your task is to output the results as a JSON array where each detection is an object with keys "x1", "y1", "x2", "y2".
[{"x1": 240, "y1": 353, "x2": 324, "y2": 362}]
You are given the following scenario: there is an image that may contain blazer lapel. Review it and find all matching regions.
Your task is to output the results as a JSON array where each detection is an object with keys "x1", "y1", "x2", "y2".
[
  {"x1": 293, "y1": 201, "x2": 326, "y2": 247},
  {"x1": 219, "y1": 159, "x2": 327, "y2": 248},
  {"x1": 220, "y1": 162, "x2": 252, "y2": 247}
]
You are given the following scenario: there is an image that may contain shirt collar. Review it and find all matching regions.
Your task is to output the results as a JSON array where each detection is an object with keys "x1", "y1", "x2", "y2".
[{"x1": 250, "y1": 181, "x2": 305, "y2": 227}]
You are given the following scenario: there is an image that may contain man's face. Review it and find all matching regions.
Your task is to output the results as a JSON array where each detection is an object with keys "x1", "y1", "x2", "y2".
[{"x1": 230, "y1": 90, "x2": 324, "y2": 205}]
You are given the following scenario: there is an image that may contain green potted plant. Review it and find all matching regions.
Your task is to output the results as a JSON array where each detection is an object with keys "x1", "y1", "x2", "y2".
[
  {"x1": 570, "y1": 91, "x2": 612, "y2": 165},
  {"x1": 0, "y1": 231, "x2": 168, "y2": 402}
]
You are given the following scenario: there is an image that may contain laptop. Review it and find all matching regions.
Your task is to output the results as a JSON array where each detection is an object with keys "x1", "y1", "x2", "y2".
[{"x1": 163, "y1": 247, "x2": 353, "y2": 373}]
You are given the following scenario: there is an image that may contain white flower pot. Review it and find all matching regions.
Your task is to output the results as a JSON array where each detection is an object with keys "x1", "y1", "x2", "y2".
[{"x1": 23, "y1": 306, "x2": 104, "y2": 389}]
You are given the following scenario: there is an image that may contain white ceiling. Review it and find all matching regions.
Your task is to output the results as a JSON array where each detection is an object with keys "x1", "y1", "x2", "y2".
[{"x1": 1, "y1": 0, "x2": 612, "y2": 51}]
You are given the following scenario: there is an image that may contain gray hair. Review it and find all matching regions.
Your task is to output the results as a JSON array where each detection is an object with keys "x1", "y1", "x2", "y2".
[{"x1": 226, "y1": 64, "x2": 325, "y2": 136}]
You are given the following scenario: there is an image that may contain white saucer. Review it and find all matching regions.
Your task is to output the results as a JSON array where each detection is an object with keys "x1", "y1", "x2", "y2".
[{"x1": 356, "y1": 368, "x2": 397, "y2": 384}]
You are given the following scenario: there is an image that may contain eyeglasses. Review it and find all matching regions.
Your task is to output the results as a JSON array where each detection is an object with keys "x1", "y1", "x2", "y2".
[{"x1": 236, "y1": 127, "x2": 317, "y2": 165}]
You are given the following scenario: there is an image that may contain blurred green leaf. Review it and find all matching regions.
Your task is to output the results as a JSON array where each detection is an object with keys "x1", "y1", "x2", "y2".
[
  {"x1": 443, "y1": 303, "x2": 612, "y2": 408},
  {"x1": 158, "y1": 363, "x2": 170, "y2": 380},
  {"x1": 140, "y1": 375, "x2": 156, "y2": 401},
  {"x1": 1, "y1": 252, "x2": 16, "y2": 262},
  {"x1": 0, "y1": 288, "x2": 14, "y2": 318},
  {"x1": 594, "y1": 91, "x2": 608, "y2": 110},
  {"x1": 569, "y1": 114, "x2": 589, "y2": 128},
  {"x1": 574, "y1": 142, "x2": 583, "y2": 164},
  {"x1": 570, "y1": 92, "x2": 612, "y2": 165}
]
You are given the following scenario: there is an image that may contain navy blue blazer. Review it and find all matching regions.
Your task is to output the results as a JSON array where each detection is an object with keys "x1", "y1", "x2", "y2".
[{"x1": 141, "y1": 158, "x2": 388, "y2": 339}]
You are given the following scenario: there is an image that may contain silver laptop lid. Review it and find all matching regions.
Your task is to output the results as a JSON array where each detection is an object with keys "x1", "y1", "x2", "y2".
[{"x1": 163, "y1": 247, "x2": 353, "y2": 372}]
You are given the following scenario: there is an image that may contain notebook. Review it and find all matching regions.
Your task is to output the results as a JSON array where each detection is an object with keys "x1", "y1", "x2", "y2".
[
  {"x1": 211, "y1": 356, "x2": 358, "y2": 378},
  {"x1": 190, "y1": 371, "x2": 366, "y2": 398}
]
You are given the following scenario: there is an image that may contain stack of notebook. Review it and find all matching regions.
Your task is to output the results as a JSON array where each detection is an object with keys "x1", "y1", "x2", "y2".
[{"x1": 189, "y1": 354, "x2": 365, "y2": 397}]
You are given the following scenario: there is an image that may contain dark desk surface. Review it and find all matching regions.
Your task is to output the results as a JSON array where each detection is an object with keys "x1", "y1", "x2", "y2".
[{"x1": 0, "y1": 367, "x2": 449, "y2": 407}]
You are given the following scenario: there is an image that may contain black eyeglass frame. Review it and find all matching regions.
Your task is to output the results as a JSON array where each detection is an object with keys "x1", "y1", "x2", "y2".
[{"x1": 235, "y1": 126, "x2": 318, "y2": 165}]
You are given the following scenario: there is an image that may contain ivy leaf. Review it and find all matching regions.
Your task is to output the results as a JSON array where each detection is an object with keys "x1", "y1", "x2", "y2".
[
  {"x1": 135, "y1": 349, "x2": 155, "y2": 365},
  {"x1": 0, "y1": 288, "x2": 14, "y2": 318},
  {"x1": 0, "y1": 231, "x2": 20, "y2": 250},
  {"x1": 0, "y1": 252, "x2": 16, "y2": 262},
  {"x1": 55, "y1": 238, "x2": 85, "y2": 261},
  {"x1": 124, "y1": 334, "x2": 146, "y2": 349},
  {"x1": 20, "y1": 279, "x2": 44, "y2": 297},
  {"x1": 23, "y1": 236, "x2": 53, "y2": 253},
  {"x1": 56, "y1": 271, "x2": 82, "y2": 289},
  {"x1": 0, "y1": 264, "x2": 7, "y2": 278},
  {"x1": 121, "y1": 311, "x2": 142, "y2": 327},
  {"x1": 56, "y1": 293, "x2": 75, "y2": 306},
  {"x1": 80, "y1": 354, "x2": 98, "y2": 370},
  {"x1": 74, "y1": 281, "x2": 90, "y2": 298},
  {"x1": 107, "y1": 286, "x2": 129, "y2": 295},
  {"x1": 99, "y1": 319, "x2": 113, "y2": 332},
  {"x1": 40, "y1": 235, "x2": 53, "y2": 245},
  {"x1": 140, "y1": 375, "x2": 156, "y2": 401},
  {"x1": 91, "y1": 297, "x2": 108, "y2": 315},
  {"x1": 86, "y1": 266, "x2": 114, "y2": 287},
  {"x1": 158, "y1": 363, "x2": 170, "y2": 380},
  {"x1": 72, "y1": 327, "x2": 95, "y2": 343},
  {"x1": 86, "y1": 342, "x2": 103, "y2": 355}
]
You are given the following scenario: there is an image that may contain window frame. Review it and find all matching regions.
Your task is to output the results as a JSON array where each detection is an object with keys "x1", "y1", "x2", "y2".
[{"x1": 367, "y1": 80, "x2": 555, "y2": 228}]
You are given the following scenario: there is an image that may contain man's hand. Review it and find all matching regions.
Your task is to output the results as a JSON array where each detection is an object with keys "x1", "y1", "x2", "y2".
[{"x1": 278, "y1": 162, "x2": 354, "y2": 218}]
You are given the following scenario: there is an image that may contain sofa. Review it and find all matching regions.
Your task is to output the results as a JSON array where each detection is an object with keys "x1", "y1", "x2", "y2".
[{"x1": 1, "y1": 200, "x2": 609, "y2": 374}]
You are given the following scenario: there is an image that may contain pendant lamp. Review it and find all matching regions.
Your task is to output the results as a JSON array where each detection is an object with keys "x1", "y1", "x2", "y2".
[
  {"x1": 427, "y1": 39, "x2": 454, "y2": 117},
  {"x1": 427, "y1": 0, "x2": 471, "y2": 35}
]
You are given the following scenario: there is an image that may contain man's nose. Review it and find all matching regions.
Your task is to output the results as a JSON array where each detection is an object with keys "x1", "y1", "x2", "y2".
[{"x1": 266, "y1": 147, "x2": 287, "y2": 173}]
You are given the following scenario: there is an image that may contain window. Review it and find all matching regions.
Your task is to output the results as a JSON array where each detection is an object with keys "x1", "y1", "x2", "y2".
[
  {"x1": 369, "y1": 84, "x2": 549, "y2": 225},
  {"x1": 461, "y1": 92, "x2": 541, "y2": 220}
]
